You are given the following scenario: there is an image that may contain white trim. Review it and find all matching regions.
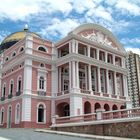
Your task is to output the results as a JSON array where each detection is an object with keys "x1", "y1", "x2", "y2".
[
  {"x1": 16, "y1": 75, "x2": 22, "y2": 92},
  {"x1": 2, "y1": 82, "x2": 6, "y2": 97},
  {"x1": 15, "y1": 103, "x2": 20, "y2": 124},
  {"x1": 9, "y1": 79, "x2": 14, "y2": 95},
  {"x1": 7, "y1": 105, "x2": 12, "y2": 128},
  {"x1": 0, "y1": 107, "x2": 4, "y2": 125}
]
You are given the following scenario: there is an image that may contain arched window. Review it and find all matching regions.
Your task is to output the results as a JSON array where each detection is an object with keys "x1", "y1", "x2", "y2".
[
  {"x1": 5, "y1": 57, "x2": 9, "y2": 62},
  {"x1": 2, "y1": 83, "x2": 6, "y2": 97},
  {"x1": 19, "y1": 47, "x2": 24, "y2": 52},
  {"x1": 38, "y1": 46, "x2": 47, "y2": 52},
  {"x1": 37, "y1": 104, "x2": 45, "y2": 123},
  {"x1": 15, "y1": 104, "x2": 20, "y2": 124},
  {"x1": 17, "y1": 76, "x2": 22, "y2": 92},
  {"x1": 39, "y1": 76, "x2": 45, "y2": 90},
  {"x1": 64, "y1": 104, "x2": 70, "y2": 116},
  {"x1": 12, "y1": 52, "x2": 16, "y2": 57},
  {"x1": 0, "y1": 108, "x2": 4, "y2": 124},
  {"x1": 40, "y1": 63, "x2": 45, "y2": 68},
  {"x1": 9, "y1": 80, "x2": 14, "y2": 95}
]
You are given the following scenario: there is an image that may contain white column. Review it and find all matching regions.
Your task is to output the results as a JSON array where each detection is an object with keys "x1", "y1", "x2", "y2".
[
  {"x1": 71, "y1": 40, "x2": 76, "y2": 53},
  {"x1": 72, "y1": 61, "x2": 76, "y2": 89},
  {"x1": 22, "y1": 96, "x2": 31, "y2": 121},
  {"x1": 123, "y1": 75, "x2": 128, "y2": 97},
  {"x1": 105, "y1": 52, "x2": 108, "y2": 63},
  {"x1": 114, "y1": 71, "x2": 117, "y2": 95},
  {"x1": 69, "y1": 42, "x2": 71, "y2": 54},
  {"x1": 51, "y1": 65, "x2": 58, "y2": 96},
  {"x1": 97, "y1": 49, "x2": 99, "y2": 60},
  {"x1": 59, "y1": 67, "x2": 61, "y2": 92},
  {"x1": 113, "y1": 54, "x2": 115, "y2": 65},
  {"x1": 75, "y1": 41, "x2": 78, "y2": 54},
  {"x1": 106, "y1": 69, "x2": 109, "y2": 94},
  {"x1": 69, "y1": 62, "x2": 72, "y2": 91},
  {"x1": 97, "y1": 67, "x2": 101, "y2": 92},
  {"x1": 87, "y1": 46, "x2": 90, "y2": 57},
  {"x1": 85, "y1": 65, "x2": 88, "y2": 90},
  {"x1": 76, "y1": 61, "x2": 79, "y2": 90},
  {"x1": 70, "y1": 95, "x2": 83, "y2": 116},
  {"x1": 88, "y1": 65, "x2": 92, "y2": 92},
  {"x1": 122, "y1": 57, "x2": 125, "y2": 68}
]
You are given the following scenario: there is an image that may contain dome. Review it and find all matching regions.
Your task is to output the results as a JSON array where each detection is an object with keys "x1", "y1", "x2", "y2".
[{"x1": 0, "y1": 28, "x2": 41, "y2": 52}]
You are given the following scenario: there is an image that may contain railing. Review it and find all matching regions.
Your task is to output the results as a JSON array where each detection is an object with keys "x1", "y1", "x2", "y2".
[
  {"x1": 55, "y1": 113, "x2": 96, "y2": 124},
  {"x1": 56, "y1": 90, "x2": 69, "y2": 96},
  {"x1": 8, "y1": 94, "x2": 13, "y2": 99},
  {"x1": 54, "y1": 107, "x2": 140, "y2": 125},
  {"x1": 37, "y1": 91, "x2": 46, "y2": 96},
  {"x1": 16, "y1": 91, "x2": 21, "y2": 96},
  {"x1": 1, "y1": 96, "x2": 5, "y2": 101}
]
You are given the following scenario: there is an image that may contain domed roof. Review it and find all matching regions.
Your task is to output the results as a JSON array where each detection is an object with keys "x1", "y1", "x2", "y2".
[{"x1": 0, "y1": 27, "x2": 41, "y2": 52}]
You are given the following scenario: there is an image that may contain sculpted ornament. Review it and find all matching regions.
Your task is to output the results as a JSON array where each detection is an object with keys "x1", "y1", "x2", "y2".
[{"x1": 80, "y1": 30, "x2": 118, "y2": 50}]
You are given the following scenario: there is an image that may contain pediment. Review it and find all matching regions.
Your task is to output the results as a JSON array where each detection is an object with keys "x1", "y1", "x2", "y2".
[
  {"x1": 79, "y1": 29, "x2": 118, "y2": 50},
  {"x1": 69, "y1": 23, "x2": 125, "y2": 53}
]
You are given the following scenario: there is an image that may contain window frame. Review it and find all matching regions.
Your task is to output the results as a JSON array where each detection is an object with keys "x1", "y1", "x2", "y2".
[
  {"x1": 38, "y1": 45, "x2": 48, "y2": 53},
  {"x1": 9, "y1": 79, "x2": 14, "y2": 95},
  {"x1": 0, "y1": 108, "x2": 4, "y2": 125},
  {"x1": 15, "y1": 104, "x2": 20, "y2": 124},
  {"x1": 36, "y1": 103, "x2": 46, "y2": 124}
]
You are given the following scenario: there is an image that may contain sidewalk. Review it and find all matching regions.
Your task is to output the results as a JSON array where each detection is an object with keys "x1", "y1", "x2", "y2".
[{"x1": 35, "y1": 129, "x2": 139, "y2": 140}]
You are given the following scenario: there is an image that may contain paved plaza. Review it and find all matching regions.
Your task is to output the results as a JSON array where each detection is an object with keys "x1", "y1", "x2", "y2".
[{"x1": 0, "y1": 129, "x2": 92, "y2": 140}]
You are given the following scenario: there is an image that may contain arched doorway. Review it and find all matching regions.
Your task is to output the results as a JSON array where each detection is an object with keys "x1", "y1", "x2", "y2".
[
  {"x1": 84, "y1": 101, "x2": 91, "y2": 114},
  {"x1": 120, "y1": 105, "x2": 126, "y2": 118},
  {"x1": 120, "y1": 105, "x2": 125, "y2": 109},
  {"x1": 104, "y1": 104, "x2": 110, "y2": 111},
  {"x1": 56, "y1": 102, "x2": 70, "y2": 117},
  {"x1": 112, "y1": 104, "x2": 118, "y2": 110},
  {"x1": 94, "y1": 103, "x2": 101, "y2": 112},
  {"x1": 7, "y1": 106, "x2": 12, "y2": 128},
  {"x1": 38, "y1": 104, "x2": 45, "y2": 123},
  {"x1": 112, "y1": 104, "x2": 118, "y2": 118}
]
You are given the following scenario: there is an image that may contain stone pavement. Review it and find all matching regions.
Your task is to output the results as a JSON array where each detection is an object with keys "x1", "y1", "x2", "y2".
[
  {"x1": 0, "y1": 128, "x2": 92, "y2": 140},
  {"x1": 35, "y1": 129, "x2": 139, "y2": 140}
]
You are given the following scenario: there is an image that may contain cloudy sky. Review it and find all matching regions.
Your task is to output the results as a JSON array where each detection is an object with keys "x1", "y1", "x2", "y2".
[{"x1": 0, "y1": 0, "x2": 140, "y2": 54}]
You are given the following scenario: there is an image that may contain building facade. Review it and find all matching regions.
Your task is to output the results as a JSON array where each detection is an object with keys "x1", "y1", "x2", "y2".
[
  {"x1": 0, "y1": 23, "x2": 130, "y2": 128},
  {"x1": 126, "y1": 51, "x2": 140, "y2": 107}
]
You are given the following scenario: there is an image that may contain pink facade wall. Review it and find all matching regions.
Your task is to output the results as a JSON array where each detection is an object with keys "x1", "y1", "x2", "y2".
[
  {"x1": 1, "y1": 67, "x2": 24, "y2": 98},
  {"x1": 0, "y1": 99, "x2": 22, "y2": 128},
  {"x1": 32, "y1": 61, "x2": 52, "y2": 96},
  {"x1": 30, "y1": 98, "x2": 51, "y2": 128}
]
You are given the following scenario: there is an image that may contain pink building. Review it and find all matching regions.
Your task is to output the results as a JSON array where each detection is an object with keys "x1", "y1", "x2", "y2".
[{"x1": 0, "y1": 23, "x2": 130, "y2": 128}]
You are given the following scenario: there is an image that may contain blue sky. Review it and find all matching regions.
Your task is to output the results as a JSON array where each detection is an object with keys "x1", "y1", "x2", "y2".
[{"x1": 0, "y1": 0, "x2": 140, "y2": 54}]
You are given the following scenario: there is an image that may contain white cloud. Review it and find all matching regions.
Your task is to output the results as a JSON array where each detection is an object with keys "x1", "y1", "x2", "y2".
[
  {"x1": 116, "y1": 0, "x2": 140, "y2": 16},
  {"x1": 105, "y1": 0, "x2": 140, "y2": 16},
  {"x1": 72, "y1": 0, "x2": 96, "y2": 14},
  {"x1": 39, "y1": 18, "x2": 80, "y2": 39},
  {"x1": 121, "y1": 37, "x2": 140, "y2": 45},
  {"x1": 125, "y1": 47, "x2": 140, "y2": 55},
  {"x1": 0, "y1": 0, "x2": 72, "y2": 21}
]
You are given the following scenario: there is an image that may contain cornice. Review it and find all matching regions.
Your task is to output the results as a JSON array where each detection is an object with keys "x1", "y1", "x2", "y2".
[
  {"x1": 55, "y1": 34, "x2": 126, "y2": 57},
  {"x1": 55, "y1": 53, "x2": 127, "y2": 74}
]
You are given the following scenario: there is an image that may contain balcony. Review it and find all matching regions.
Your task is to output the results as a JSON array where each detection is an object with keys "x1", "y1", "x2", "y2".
[
  {"x1": 1, "y1": 96, "x2": 5, "y2": 101},
  {"x1": 37, "y1": 91, "x2": 46, "y2": 96},
  {"x1": 8, "y1": 94, "x2": 13, "y2": 99},
  {"x1": 16, "y1": 91, "x2": 21, "y2": 96}
]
